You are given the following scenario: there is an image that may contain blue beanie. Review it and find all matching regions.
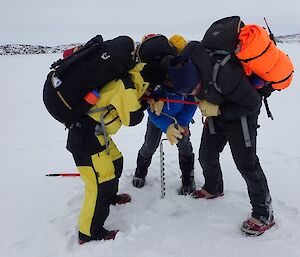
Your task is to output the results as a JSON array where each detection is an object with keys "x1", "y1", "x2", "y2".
[{"x1": 168, "y1": 55, "x2": 201, "y2": 94}]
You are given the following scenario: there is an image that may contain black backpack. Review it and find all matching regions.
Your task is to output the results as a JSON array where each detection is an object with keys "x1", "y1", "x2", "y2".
[
  {"x1": 43, "y1": 35, "x2": 135, "y2": 125},
  {"x1": 201, "y1": 16, "x2": 276, "y2": 119},
  {"x1": 201, "y1": 16, "x2": 244, "y2": 94},
  {"x1": 135, "y1": 34, "x2": 176, "y2": 87},
  {"x1": 136, "y1": 34, "x2": 176, "y2": 63},
  {"x1": 202, "y1": 16, "x2": 244, "y2": 53}
]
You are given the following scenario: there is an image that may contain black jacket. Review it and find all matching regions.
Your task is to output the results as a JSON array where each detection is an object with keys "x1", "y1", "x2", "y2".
[{"x1": 182, "y1": 41, "x2": 262, "y2": 121}]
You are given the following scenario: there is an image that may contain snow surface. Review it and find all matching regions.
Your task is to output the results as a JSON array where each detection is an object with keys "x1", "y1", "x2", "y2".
[{"x1": 0, "y1": 44, "x2": 299, "y2": 257}]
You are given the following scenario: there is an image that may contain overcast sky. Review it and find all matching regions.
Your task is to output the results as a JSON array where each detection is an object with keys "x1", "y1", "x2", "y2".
[{"x1": 0, "y1": 0, "x2": 299, "y2": 45}]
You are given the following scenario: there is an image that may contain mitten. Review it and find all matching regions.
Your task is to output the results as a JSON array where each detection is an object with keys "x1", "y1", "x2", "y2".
[
  {"x1": 166, "y1": 124, "x2": 184, "y2": 145},
  {"x1": 198, "y1": 100, "x2": 220, "y2": 117}
]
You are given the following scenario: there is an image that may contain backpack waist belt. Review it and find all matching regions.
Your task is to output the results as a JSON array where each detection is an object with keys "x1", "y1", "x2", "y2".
[
  {"x1": 206, "y1": 116, "x2": 252, "y2": 148},
  {"x1": 241, "y1": 116, "x2": 252, "y2": 148},
  {"x1": 207, "y1": 117, "x2": 216, "y2": 134}
]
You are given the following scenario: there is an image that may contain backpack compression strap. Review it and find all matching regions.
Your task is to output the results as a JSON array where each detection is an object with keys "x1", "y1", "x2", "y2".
[
  {"x1": 241, "y1": 116, "x2": 252, "y2": 148},
  {"x1": 238, "y1": 42, "x2": 271, "y2": 63}
]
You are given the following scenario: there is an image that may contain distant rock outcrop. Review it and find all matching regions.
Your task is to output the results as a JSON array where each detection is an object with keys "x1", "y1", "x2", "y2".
[
  {"x1": 0, "y1": 43, "x2": 81, "y2": 56},
  {"x1": 275, "y1": 33, "x2": 300, "y2": 44},
  {"x1": 0, "y1": 34, "x2": 299, "y2": 55}
]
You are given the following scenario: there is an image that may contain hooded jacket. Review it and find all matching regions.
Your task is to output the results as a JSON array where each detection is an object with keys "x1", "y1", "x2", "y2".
[
  {"x1": 148, "y1": 90, "x2": 197, "y2": 133},
  {"x1": 66, "y1": 63, "x2": 149, "y2": 156},
  {"x1": 88, "y1": 63, "x2": 149, "y2": 135}
]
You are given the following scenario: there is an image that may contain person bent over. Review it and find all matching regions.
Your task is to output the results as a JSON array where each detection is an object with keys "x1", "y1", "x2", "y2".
[
  {"x1": 133, "y1": 84, "x2": 197, "y2": 195},
  {"x1": 132, "y1": 34, "x2": 197, "y2": 195},
  {"x1": 169, "y1": 48, "x2": 275, "y2": 236},
  {"x1": 67, "y1": 63, "x2": 149, "y2": 244}
]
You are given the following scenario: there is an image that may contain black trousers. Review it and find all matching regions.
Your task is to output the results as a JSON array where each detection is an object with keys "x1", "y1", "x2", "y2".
[
  {"x1": 67, "y1": 116, "x2": 124, "y2": 241},
  {"x1": 199, "y1": 115, "x2": 273, "y2": 220}
]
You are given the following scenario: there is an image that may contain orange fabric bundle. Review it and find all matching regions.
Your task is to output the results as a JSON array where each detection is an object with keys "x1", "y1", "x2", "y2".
[{"x1": 236, "y1": 25, "x2": 294, "y2": 90}]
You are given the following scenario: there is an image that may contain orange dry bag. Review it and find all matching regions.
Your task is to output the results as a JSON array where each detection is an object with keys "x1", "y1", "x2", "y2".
[{"x1": 236, "y1": 25, "x2": 294, "y2": 90}]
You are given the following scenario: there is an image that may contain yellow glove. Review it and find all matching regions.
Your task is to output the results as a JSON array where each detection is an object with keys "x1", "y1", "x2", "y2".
[
  {"x1": 198, "y1": 99, "x2": 220, "y2": 117},
  {"x1": 148, "y1": 99, "x2": 156, "y2": 113},
  {"x1": 148, "y1": 99, "x2": 164, "y2": 116},
  {"x1": 166, "y1": 124, "x2": 184, "y2": 145}
]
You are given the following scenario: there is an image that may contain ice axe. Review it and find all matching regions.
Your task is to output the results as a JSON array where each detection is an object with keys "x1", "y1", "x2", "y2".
[{"x1": 46, "y1": 173, "x2": 80, "y2": 177}]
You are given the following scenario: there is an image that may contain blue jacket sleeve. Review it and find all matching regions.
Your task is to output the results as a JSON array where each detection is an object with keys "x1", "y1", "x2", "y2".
[
  {"x1": 147, "y1": 109, "x2": 173, "y2": 133},
  {"x1": 176, "y1": 101, "x2": 198, "y2": 127}
]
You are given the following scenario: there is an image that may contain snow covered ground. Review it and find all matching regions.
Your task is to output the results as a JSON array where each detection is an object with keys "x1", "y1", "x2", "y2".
[{"x1": 0, "y1": 43, "x2": 299, "y2": 257}]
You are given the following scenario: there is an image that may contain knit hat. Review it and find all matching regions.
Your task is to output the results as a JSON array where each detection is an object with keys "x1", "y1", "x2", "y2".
[
  {"x1": 168, "y1": 56, "x2": 201, "y2": 94},
  {"x1": 137, "y1": 34, "x2": 176, "y2": 63},
  {"x1": 169, "y1": 34, "x2": 187, "y2": 53},
  {"x1": 141, "y1": 60, "x2": 167, "y2": 86}
]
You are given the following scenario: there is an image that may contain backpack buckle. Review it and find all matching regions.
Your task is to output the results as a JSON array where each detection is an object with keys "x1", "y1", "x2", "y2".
[
  {"x1": 94, "y1": 124, "x2": 104, "y2": 136},
  {"x1": 51, "y1": 73, "x2": 62, "y2": 88}
]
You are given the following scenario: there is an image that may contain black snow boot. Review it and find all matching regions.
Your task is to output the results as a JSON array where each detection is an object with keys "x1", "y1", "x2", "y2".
[
  {"x1": 132, "y1": 151, "x2": 152, "y2": 188},
  {"x1": 178, "y1": 154, "x2": 196, "y2": 195},
  {"x1": 179, "y1": 170, "x2": 196, "y2": 195}
]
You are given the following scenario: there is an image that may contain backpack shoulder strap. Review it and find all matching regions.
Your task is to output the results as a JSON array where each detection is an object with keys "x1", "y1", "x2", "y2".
[
  {"x1": 87, "y1": 104, "x2": 115, "y2": 154},
  {"x1": 210, "y1": 52, "x2": 232, "y2": 93}
]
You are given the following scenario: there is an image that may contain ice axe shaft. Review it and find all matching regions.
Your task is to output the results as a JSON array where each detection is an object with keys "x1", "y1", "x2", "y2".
[
  {"x1": 46, "y1": 173, "x2": 80, "y2": 177},
  {"x1": 264, "y1": 17, "x2": 277, "y2": 46}
]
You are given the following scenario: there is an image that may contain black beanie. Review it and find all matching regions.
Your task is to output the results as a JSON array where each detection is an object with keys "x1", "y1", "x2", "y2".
[
  {"x1": 168, "y1": 56, "x2": 201, "y2": 94},
  {"x1": 141, "y1": 61, "x2": 167, "y2": 86}
]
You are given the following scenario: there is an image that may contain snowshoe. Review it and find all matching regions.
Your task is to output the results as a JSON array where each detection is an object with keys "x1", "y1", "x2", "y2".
[
  {"x1": 178, "y1": 170, "x2": 196, "y2": 195},
  {"x1": 241, "y1": 216, "x2": 275, "y2": 236},
  {"x1": 78, "y1": 230, "x2": 119, "y2": 245},
  {"x1": 103, "y1": 230, "x2": 119, "y2": 240},
  {"x1": 192, "y1": 189, "x2": 224, "y2": 199},
  {"x1": 178, "y1": 180, "x2": 196, "y2": 195},
  {"x1": 111, "y1": 194, "x2": 131, "y2": 205},
  {"x1": 132, "y1": 176, "x2": 146, "y2": 188}
]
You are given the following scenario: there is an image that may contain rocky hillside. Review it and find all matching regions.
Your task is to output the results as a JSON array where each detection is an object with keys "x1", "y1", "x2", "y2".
[
  {"x1": 0, "y1": 34, "x2": 299, "y2": 55},
  {"x1": 0, "y1": 43, "x2": 81, "y2": 56},
  {"x1": 276, "y1": 33, "x2": 300, "y2": 43}
]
